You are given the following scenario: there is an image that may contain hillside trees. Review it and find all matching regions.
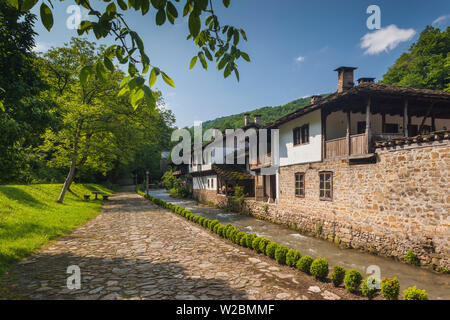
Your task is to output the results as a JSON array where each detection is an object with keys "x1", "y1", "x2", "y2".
[{"x1": 382, "y1": 26, "x2": 449, "y2": 91}]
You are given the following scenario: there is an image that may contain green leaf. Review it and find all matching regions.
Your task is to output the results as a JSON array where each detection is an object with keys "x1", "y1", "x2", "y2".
[
  {"x1": 106, "y1": 2, "x2": 117, "y2": 16},
  {"x1": 6, "y1": 0, "x2": 19, "y2": 9},
  {"x1": 149, "y1": 68, "x2": 158, "y2": 88},
  {"x1": 234, "y1": 69, "x2": 240, "y2": 82},
  {"x1": 223, "y1": 0, "x2": 230, "y2": 8},
  {"x1": 143, "y1": 86, "x2": 156, "y2": 108},
  {"x1": 239, "y1": 29, "x2": 247, "y2": 41},
  {"x1": 198, "y1": 52, "x2": 207, "y2": 70},
  {"x1": 131, "y1": 88, "x2": 145, "y2": 109},
  {"x1": 188, "y1": 13, "x2": 201, "y2": 37},
  {"x1": 96, "y1": 61, "x2": 107, "y2": 81},
  {"x1": 156, "y1": 9, "x2": 166, "y2": 25},
  {"x1": 103, "y1": 57, "x2": 114, "y2": 72},
  {"x1": 20, "y1": 0, "x2": 39, "y2": 11},
  {"x1": 40, "y1": 3, "x2": 54, "y2": 31},
  {"x1": 80, "y1": 65, "x2": 93, "y2": 84},
  {"x1": 166, "y1": 1, "x2": 178, "y2": 18},
  {"x1": 117, "y1": 0, "x2": 128, "y2": 10},
  {"x1": 240, "y1": 52, "x2": 251, "y2": 62},
  {"x1": 189, "y1": 56, "x2": 198, "y2": 69},
  {"x1": 0, "y1": 100, "x2": 4, "y2": 112},
  {"x1": 161, "y1": 72, "x2": 175, "y2": 88}
]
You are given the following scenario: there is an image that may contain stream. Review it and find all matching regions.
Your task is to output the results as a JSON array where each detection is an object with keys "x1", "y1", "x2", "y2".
[{"x1": 149, "y1": 189, "x2": 450, "y2": 299}]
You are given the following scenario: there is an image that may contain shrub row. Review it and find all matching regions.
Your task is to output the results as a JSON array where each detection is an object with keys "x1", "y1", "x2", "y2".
[{"x1": 138, "y1": 190, "x2": 429, "y2": 300}]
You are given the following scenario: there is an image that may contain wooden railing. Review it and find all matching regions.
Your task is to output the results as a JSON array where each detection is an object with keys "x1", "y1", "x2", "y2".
[
  {"x1": 325, "y1": 133, "x2": 369, "y2": 159},
  {"x1": 325, "y1": 137, "x2": 347, "y2": 159},
  {"x1": 350, "y1": 133, "x2": 368, "y2": 155},
  {"x1": 250, "y1": 153, "x2": 272, "y2": 170}
]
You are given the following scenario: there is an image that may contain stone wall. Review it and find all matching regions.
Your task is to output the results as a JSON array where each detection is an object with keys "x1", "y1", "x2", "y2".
[
  {"x1": 193, "y1": 190, "x2": 229, "y2": 208},
  {"x1": 244, "y1": 140, "x2": 450, "y2": 269}
]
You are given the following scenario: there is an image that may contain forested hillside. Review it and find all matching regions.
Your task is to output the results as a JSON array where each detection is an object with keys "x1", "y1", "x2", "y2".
[{"x1": 197, "y1": 94, "x2": 330, "y2": 132}]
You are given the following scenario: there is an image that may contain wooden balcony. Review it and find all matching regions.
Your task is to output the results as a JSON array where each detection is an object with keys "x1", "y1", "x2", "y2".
[
  {"x1": 325, "y1": 133, "x2": 370, "y2": 160},
  {"x1": 250, "y1": 153, "x2": 272, "y2": 170}
]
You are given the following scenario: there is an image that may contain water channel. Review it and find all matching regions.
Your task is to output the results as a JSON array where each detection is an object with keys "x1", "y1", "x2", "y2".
[{"x1": 149, "y1": 189, "x2": 449, "y2": 299}]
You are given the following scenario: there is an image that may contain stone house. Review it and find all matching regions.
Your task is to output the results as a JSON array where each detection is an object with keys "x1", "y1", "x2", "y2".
[{"x1": 187, "y1": 66, "x2": 450, "y2": 269}]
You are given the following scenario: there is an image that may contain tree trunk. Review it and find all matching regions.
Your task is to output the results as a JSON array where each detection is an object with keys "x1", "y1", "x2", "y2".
[{"x1": 57, "y1": 120, "x2": 83, "y2": 204}]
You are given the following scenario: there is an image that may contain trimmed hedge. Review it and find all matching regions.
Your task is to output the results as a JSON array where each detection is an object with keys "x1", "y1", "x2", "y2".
[
  {"x1": 137, "y1": 190, "x2": 422, "y2": 301},
  {"x1": 403, "y1": 286, "x2": 428, "y2": 300},
  {"x1": 286, "y1": 249, "x2": 301, "y2": 267},
  {"x1": 362, "y1": 276, "x2": 380, "y2": 300},
  {"x1": 265, "y1": 242, "x2": 279, "y2": 259},
  {"x1": 330, "y1": 265, "x2": 346, "y2": 287},
  {"x1": 296, "y1": 255, "x2": 313, "y2": 274},
  {"x1": 344, "y1": 269, "x2": 363, "y2": 293},
  {"x1": 310, "y1": 258, "x2": 329, "y2": 280},
  {"x1": 275, "y1": 245, "x2": 289, "y2": 265},
  {"x1": 381, "y1": 277, "x2": 400, "y2": 300}
]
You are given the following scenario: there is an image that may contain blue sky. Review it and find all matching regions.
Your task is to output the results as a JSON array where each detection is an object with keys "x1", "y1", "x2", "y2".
[{"x1": 32, "y1": 0, "x2": 450, "y2": 128}]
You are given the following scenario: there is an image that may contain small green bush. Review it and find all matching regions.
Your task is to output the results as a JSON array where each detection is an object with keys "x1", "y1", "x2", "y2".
[
  {"x1": 286, "y1": 249, "x2": 301, "y2": 267},
  {"x1": 265, "y1": 242, "x2": 279, "y2": 259},
  {"x1": 246, "y1": 234, "x2": 256, "y2": 248},
  {"x1": 310, "y1": 258, "x2": 329, "y2": 280},
  {"x1": 213, "y1": 223, "x2": 220, "y2": 233},
  {"x1": 198, "y1": 217, "x2": 205, "y2": 225},
  {"x1": 330, "y1": 265, "x2": 346, "y2": 287},
  {"x1": 252, "y1": 237, "x2": 263, "y2": 252},
  {"x1": 380, "y1": 277, "x2": 400, "y2": 300},
  {"x1": 217, "y1": 225, "x2": 225, "y2": 237},
  {"x1": 203, "y1": 219, "x2": 211, "y2": 228},
  {"x1": 405, "y1": 250, "x2": 420, "y2": 265},
  {"x1": 258, "y1": 238, "x2": 271, "y2": 254},
  {"x1": 403, "y1": 286, "x2": 428, "y2": 300},
  {"x1": 209, "y1": 220, "x2": 219, "y2": 231},
  {"x1": 228, "y1": 228, "x2": 238, "y2": 241},
  {"x1": 296, "y1": 255, "x2": 313, "y2": 274},
  {"x1": 344, "y1": 269, "x2": 363, "y2": 293},
  {"x1": 362, "y1": 276, "x2": 380, "y2": 299},
  {"x1": 274, "y1": 245, "x2": 289, "y2": 265},
  {"x1": 240, "y1": 234, "x2": 248, "y2": 247},
  {"x1": 234, "y1": 232, "x2": 245, "y2": 245}
]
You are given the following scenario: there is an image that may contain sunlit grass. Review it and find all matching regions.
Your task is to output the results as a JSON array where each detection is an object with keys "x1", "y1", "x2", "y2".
[{"x1": 0, "y1": 183, "x2": 113, "y2": 275}]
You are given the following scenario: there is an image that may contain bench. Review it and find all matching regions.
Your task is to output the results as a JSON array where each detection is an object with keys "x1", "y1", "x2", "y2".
[{"x1": 102, "y1": 194, "x2": 109, "y2": 201}]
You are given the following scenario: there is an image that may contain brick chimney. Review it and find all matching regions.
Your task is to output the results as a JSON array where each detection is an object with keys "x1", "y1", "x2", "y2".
[
  {"x1": 244, "y1": 113, "x2": 250, "y2": 126},
  {"x1": 334, "y1": 66, "x2": 357, "y2": 93},
  {"x1": 254, "y1": 114, "x2": 262, "y2": 126},
  {"x1": 311, "y1": 95, "x2": 322, "y2": 104},
  {"x1": 357, "y1": 77, "x2": 375, "y2": 85}
]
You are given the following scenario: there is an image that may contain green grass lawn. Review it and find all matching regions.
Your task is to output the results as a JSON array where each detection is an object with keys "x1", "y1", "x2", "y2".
[{"x1": 0, "y1": 183, "x2": 113, "y2": 275}]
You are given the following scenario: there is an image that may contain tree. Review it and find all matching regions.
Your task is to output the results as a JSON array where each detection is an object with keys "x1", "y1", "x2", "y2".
[
  {"x1": 37, "y1": 38, "x2": 170, "y2": 203},
  {"x1": 0, "y1": 2, "x2": 54, "y2": 183},
  {"x1": 5, "y1": 0, "x2": 250, "y2": 109},
  {"x1": 382, "y1": 26, "x2": 450, "y2": 91}
]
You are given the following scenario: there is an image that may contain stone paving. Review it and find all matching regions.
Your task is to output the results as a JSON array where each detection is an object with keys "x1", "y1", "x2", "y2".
[{"x1": 0, "y1": 190, "x2": 360, "y2": 300}]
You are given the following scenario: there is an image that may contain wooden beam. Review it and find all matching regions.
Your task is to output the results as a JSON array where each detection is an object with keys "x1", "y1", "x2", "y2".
[
  {"x1": 321, "y1": 109, "x2": 327, "y2": 160},
  {"x1": 381, "y1": 113, "x2": 386, "y2": 134},
  {"x1": 431, "y1": 115, "x2": 436, "y2": 132},
  {"x1": 346, "y1": 111, "x2": 351, "y2": 156},
  {"x1": 365, "y1": 97, "x2": 371, "y2": 153},
  {"x1": 403, "y1": 99, "x2": 409, "y2": 137},
  {"x1": 418, "y1": 103, "x2": 434, "y2": 134}
]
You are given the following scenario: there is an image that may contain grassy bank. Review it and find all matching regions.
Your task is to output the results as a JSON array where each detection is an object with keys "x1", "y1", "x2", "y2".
[{"x1": 0, "y1": 183, "x2": 112, "y2": 274}]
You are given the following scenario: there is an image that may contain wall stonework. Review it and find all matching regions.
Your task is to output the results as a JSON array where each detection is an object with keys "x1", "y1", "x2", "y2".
[
  {"x1": 244, "y1": 141, "x2": 450, "y2": 269},
  {"x1": 193, "y1": 190, "x2": 229, "y2": 208}
]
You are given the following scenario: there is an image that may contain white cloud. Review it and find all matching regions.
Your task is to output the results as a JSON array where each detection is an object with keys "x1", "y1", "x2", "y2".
[
  {"x1": 32, "y1": 42, "x2": 51, "y2": 52},
  {"x1": 360, "y1": 24, "x2": 416, "y2": 55},
  {"x1": 432, "y1": 15, "x2": 450, "y2": 27},
  {"x1": 295, "y1": 56, "x2": 305, "y2": 62}
]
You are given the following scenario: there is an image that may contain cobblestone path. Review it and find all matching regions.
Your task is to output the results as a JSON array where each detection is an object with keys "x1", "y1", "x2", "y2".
[{"x1": 0, "y1": 190, "x2": 359, "y2": 300}]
